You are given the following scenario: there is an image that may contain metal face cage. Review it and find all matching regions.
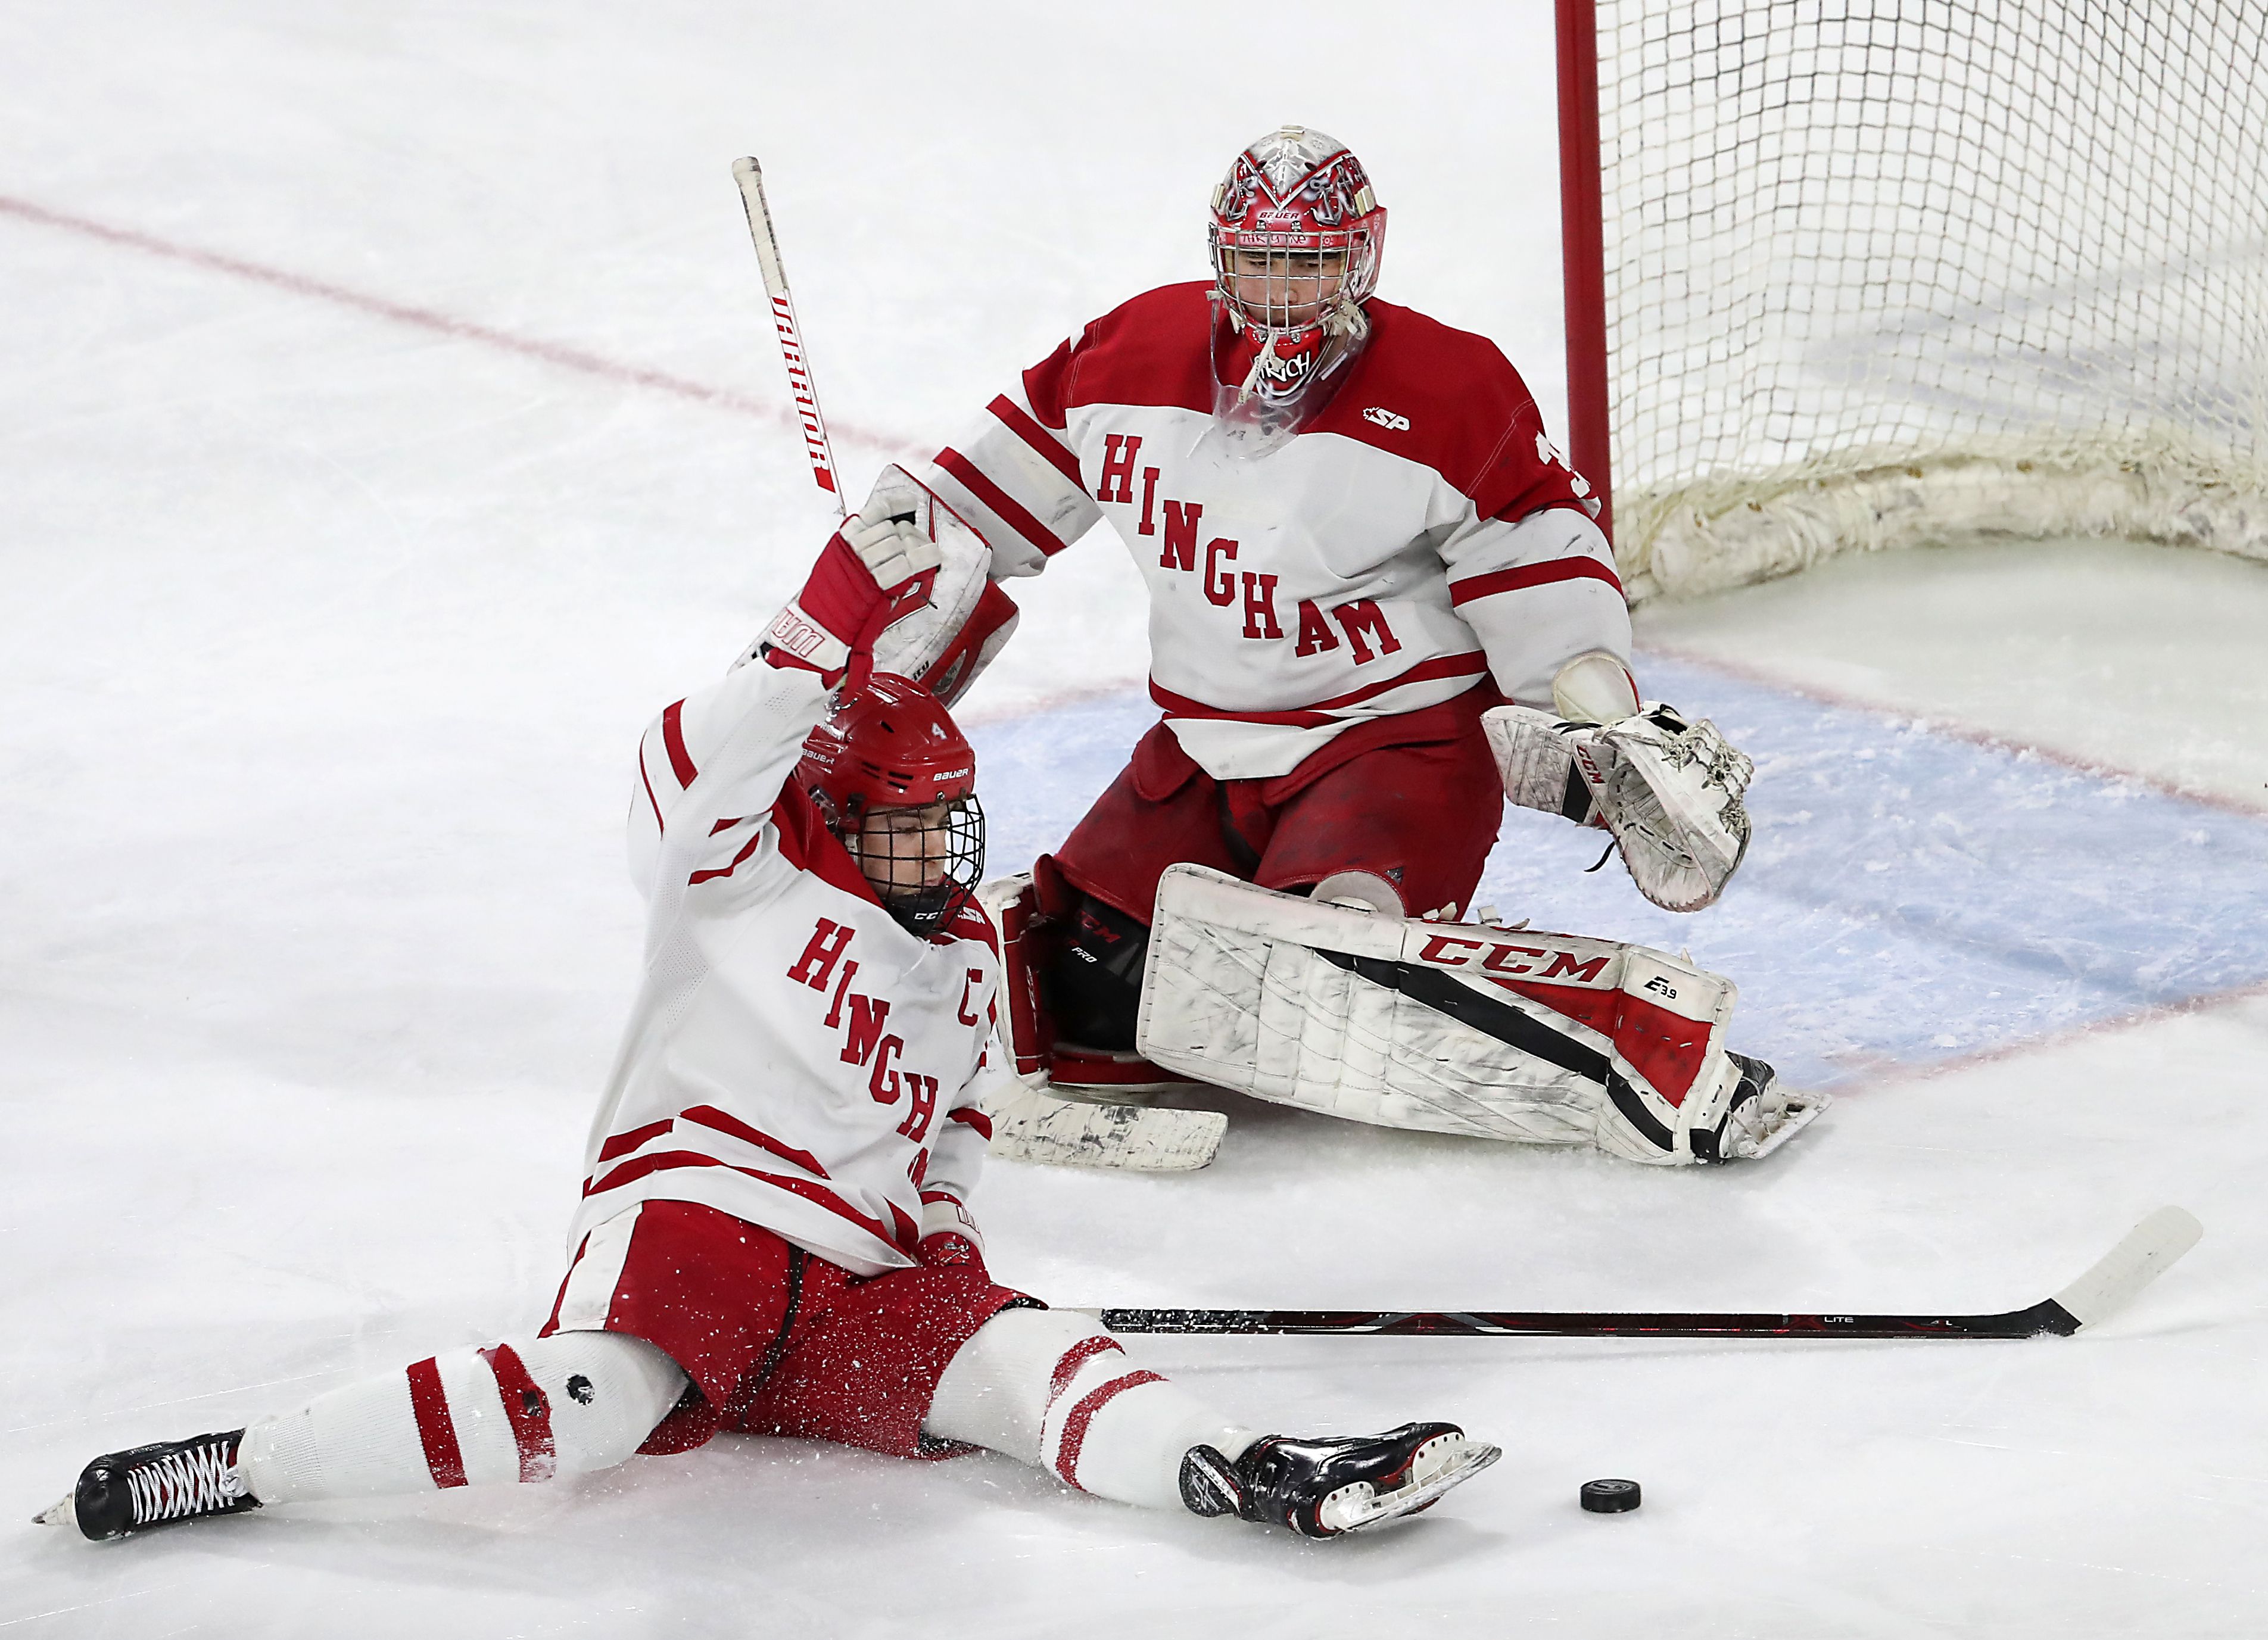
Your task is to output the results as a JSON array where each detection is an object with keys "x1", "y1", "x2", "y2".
[
  {"x1": 843, "y1": 793, "x2": 986, "y2": 938},
  {"x1": 1207, "y1": 234, "x2": 1378, "y2": 331}
]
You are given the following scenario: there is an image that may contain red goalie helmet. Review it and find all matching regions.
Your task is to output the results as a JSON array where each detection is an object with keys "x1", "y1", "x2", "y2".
[
  {"x1": 1208, "y1": 124, "x2": 1387, "y2": 328},
  {"x1": 797, "y1": 675, "x2": 985, "y2": 938},
  {"x1": 1205, "y1": 126, "x2": 1387, "y2": 448}
]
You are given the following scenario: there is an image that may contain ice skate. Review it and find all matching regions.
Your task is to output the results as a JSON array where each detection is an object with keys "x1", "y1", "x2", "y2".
[
  {"x1": 1178, "y1": 1421, "x2": 1499, "y2": 1538},
  {"x1": 35, "y1": 1430, "x2": 261, "y2": 1541}
]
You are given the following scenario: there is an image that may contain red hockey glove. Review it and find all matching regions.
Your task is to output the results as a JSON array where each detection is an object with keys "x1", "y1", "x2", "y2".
[{"x1": 759, "y1": 476, "x2": 942, "y2": 682}]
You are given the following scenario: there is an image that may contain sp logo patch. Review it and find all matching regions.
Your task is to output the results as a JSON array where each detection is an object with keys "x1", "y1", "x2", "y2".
[{"x1": 1363, "y1": 406, "x2": 1411, "y2": 431}]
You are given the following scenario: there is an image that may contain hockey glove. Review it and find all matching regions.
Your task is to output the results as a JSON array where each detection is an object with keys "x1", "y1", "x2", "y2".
[
  {"x1": 759, "y1": 470, "x2": 943, "y2": 681},
  {"x1": 917, "y1": 1195, "x2": 989, "y2": 1279},
  {"x1": 1484, "y1": 702, "x2": 1755, "y2": 912}
]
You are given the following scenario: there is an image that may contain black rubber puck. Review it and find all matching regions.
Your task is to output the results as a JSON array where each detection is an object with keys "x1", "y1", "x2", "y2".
[{"x1": 1580, "y1": 1478, "x2": 1641, "y2": 1513}]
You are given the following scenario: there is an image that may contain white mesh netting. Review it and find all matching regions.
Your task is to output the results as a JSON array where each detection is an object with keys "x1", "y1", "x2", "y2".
[{"x1": 1595, "y1": 1, "x2": 2268, "y2": 600}]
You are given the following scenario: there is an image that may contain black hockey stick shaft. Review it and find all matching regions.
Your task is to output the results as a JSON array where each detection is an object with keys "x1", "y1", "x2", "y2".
[
  {"x1": 1088, "y1": 1207, "x2": 2201, "y2": 1343},
  {"x1": 1094, "y1": 1301, "x2": 2077, "y2": 1340}
]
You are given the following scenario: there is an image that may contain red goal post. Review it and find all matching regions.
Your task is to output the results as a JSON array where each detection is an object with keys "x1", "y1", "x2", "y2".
[{"x1": 1556, "y1": 0, "x2": 2268, "y2": 602}]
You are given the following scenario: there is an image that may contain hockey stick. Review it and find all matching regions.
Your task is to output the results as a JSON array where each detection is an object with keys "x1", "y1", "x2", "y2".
[
  {"x1": 1085, "y1": 1206, "x2": 2201, "y2": 1340},
  {"x1": 731, "y1": 156, "x2": 845, "y2": 515}
]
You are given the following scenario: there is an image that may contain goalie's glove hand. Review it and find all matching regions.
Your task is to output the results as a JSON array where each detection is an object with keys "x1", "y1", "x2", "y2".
[
  {"x1": 1580, "y1": 704, "x2": 1755, "y2": 912},
  {"x1": 756, "y1": 473, "x2": 943, "y2": 681},
  {"x1": 1484, "y1": 702, "x2": 1755, "y2": 912}
]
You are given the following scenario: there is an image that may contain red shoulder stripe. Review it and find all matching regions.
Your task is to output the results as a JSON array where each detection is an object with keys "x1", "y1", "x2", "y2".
[
  {"x1": 936, "y1": 447, "x2": 1072, "y2": 557},
  {"x1": 945, "y1": 1105, "x2": 993, "y2": 1141}
]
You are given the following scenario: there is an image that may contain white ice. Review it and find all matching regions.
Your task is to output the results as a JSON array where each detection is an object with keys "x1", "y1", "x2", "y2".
[{"x1": 4, "y1": 4, "x2": 2264, "y2": 1636}]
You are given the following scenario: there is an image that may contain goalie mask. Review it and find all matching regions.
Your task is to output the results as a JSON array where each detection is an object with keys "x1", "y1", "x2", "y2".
[
  {"x1": 796, "y1": 676, "x2": 985, "y2": 939},
  {"x1": 1204, "y1": 124, "x2": 1387, "y2": 457}
]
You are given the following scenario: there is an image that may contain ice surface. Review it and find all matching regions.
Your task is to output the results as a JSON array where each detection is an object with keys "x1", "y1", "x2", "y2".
[{"x1": 4, "y1": 3, "x2": 2266, "y2": 1636}]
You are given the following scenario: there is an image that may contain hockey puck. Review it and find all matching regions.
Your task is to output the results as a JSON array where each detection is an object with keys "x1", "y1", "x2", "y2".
[{"x1": 1580, "y1": 1478, "x2": 1641, "y2": 1513}]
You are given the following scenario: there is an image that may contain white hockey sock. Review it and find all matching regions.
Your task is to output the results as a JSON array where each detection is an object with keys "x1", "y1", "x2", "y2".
[
  {"x1": 236, "y1": 1332, "x2": 686, "y2": 1505},
  {"x1": 924, "y1": 1308, "x2": 1254, "y2": 1511}
]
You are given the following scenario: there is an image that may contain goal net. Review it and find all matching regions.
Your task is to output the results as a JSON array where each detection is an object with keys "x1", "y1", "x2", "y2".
[{"x1": 1568, "y1": 1, "x2": 2268, "y2": 600}]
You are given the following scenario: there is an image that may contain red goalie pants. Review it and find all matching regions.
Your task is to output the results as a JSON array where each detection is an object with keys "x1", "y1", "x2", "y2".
[
  {"x1": 1055, "y1": 687, "x2": 1505, "y2": 924},
  {"x1": 539, "y1": 1200, "x2": 1036, "y2": 1460}
]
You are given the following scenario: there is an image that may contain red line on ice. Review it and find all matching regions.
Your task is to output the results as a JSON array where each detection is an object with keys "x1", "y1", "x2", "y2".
[
  {"x1": 1639, "y1": 639, "x2": 2268, "y2": 817},
  {"x1": 0, "y1": 192, "x2": 925, "y2": 461},
  {"x1": 1846, "y1": 974, "x2": 2268, "y2": 1091}
]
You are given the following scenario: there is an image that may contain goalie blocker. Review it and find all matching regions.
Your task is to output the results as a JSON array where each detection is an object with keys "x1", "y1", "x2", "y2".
[{"x1": 1133, "y1": 865, "x2": 1820, "y2": 1164}]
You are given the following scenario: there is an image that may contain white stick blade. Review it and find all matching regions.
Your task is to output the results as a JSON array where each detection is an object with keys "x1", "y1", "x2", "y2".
[
  {"x1": 2052, "y1": 1205, "x2": 2203, "y2": 1330},
  {"x1": 988, "y1": 1082, "x2": 1225, "y2": 1173}
]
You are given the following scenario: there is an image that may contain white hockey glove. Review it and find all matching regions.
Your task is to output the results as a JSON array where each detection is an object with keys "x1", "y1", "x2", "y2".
[
  {"x1": 853, "y1": 468, "x2": 1009, "y2": 701},
  {"x1": 1484, "y1": 703, "x2": 1755, "y2": 913},
  {"x1": 842, "y1": 467, "x2": 943, "y2": 591}
]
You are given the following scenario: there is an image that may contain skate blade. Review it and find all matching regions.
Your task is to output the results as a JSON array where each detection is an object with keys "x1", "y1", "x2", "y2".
[
  {"x1": 1320, "y1": 1439, "x2": 1502, "y2": 1535},
  {"x1": 1731, "y1": 1089, "x2": 1829, "y2": 1162},
  {"x1": 32, "y1": 1493, "x2": 75, "y2": 1529}
]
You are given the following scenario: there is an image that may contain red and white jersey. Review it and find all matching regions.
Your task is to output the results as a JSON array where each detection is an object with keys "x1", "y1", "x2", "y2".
[
  {"x1": 569, "y1": 660, "x2": 1003, "y2": 1279},
  {"x1": 921, "y1": 282, "x2": 1632, "y2": 780}
]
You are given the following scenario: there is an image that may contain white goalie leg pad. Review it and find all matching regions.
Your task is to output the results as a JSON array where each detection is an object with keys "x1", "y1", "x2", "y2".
[{"x1": 1135, "y1": 865, "x2": 1748, "y2": 1164}]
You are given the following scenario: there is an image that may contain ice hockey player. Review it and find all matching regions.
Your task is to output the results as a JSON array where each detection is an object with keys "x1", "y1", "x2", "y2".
[
  {"x1": 36, "y1": 492, "x2": 1498, "y2": 1546},
  {"x1": 895, "y1": 124, "x2": 1808, "y2": 1171}
]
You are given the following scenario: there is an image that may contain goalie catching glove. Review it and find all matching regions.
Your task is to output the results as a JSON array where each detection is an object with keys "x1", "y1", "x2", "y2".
[{"x1": 1485, "y1": 699, "x2": 1756, "y2": 913}]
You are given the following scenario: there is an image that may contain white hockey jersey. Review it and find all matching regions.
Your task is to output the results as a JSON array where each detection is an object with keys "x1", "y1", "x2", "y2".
[
  {"x1": 569, "y1": 659, "x2": 1002, "y2": 1279},
  {"x1": 920, "y1": 282, "x2": 1631, "y2": 780}
]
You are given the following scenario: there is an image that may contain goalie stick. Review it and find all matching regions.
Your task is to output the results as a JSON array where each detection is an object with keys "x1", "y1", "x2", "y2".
[
  {"x1": 731, "y1": 156, "x2": 845, "y2": 515},
  {"x1": 1082, "y1": 1206, "x2": 2201, "y2": 1340}
]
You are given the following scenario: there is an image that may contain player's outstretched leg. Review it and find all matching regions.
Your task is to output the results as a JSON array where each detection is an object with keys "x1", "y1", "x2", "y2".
[
  {"x1": 923, "y1": 1308, "x2": 1497, "y2": 1536},
  {"x1": 1180, "y1": 1424, "x2": 1500, "y2": 1538},
  {"x1": 36, "y1": 1331, "x2": 686, "y2": 1541}
]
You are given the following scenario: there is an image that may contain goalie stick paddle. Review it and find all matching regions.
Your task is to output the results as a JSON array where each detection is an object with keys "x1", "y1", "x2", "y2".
[
  {"x1": 731, "y1": 156, "x2": 845, "y2": 515},
  {"x1": 1085, "y1": 1206, "x2": 2201, "y2": 1340}
]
